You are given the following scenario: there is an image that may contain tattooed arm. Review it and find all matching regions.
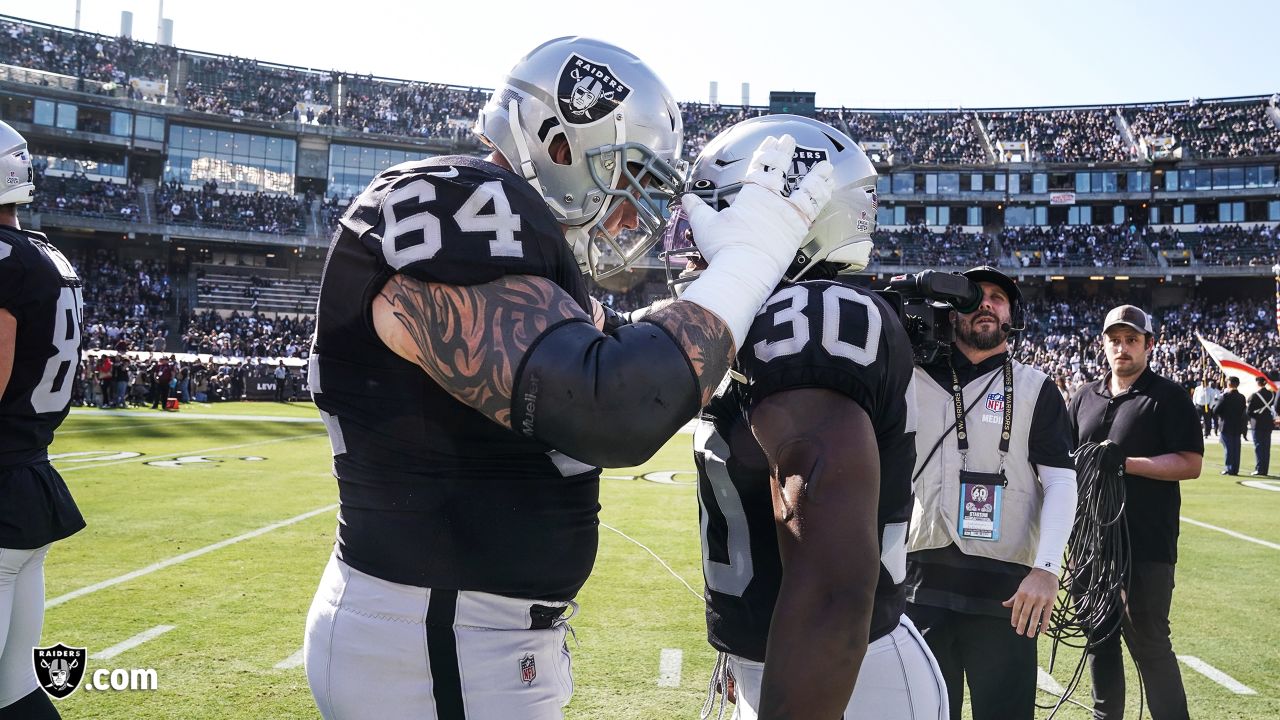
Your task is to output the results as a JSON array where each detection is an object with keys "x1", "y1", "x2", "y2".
[{"x1": 373, "y1": 273, "x2": 734, "y2": 465}]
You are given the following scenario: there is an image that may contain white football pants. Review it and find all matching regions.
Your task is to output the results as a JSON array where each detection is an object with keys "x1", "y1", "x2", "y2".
[
  {"x1": 304, "y1": 554, "x2": 574, "y2": 720},
  {"x1": 722, "y1": 615, "x2": 948, "y2": 720},
  {"x1": 0, "y1": 545, "x2": 49, "y2": 708}
]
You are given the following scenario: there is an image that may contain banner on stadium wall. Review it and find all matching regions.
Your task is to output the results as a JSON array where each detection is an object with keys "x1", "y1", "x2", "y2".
[
  {"x1": 129, "y1": 77, "x2": 168, "y2": 98},
  {"x1": 1196, "y1": 334, "x2": 1276, "y2": 395},
  {"x1": 1050, "y1": 192, "x2": 1076, "y2": 206}
]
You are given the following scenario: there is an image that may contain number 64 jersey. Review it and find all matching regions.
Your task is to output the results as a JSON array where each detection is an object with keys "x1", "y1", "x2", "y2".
[
  {"x1": 696, "y1": 278, "x2": 917, "y2": 662},
  {"x1": 312, "y1": 156, "x2": 601, "y2": 602}
]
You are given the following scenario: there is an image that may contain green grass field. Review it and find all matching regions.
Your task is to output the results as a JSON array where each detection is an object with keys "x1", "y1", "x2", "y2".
[{"x1": 37, "y1": 402, "x2": 1280, "y2": 719}]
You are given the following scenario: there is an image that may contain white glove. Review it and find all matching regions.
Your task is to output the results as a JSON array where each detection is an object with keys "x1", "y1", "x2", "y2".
[{"x1": 677, "y1": 134, "x2": 835, "y2": 348}]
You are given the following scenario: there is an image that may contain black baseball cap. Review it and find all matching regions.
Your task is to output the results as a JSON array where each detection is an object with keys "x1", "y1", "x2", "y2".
[
  {"x1": 1102, "y1": 305, "x2": 1153, "y2": 335},
  {"x1": 961, "y1": 266, "x2": 1021, "y2": 304}
]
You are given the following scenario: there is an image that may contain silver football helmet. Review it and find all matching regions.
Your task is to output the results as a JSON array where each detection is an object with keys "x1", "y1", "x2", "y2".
[
  {"x1": 0, "y1": 120, "x2": 34, "y2": 206},
  {"x1": 663, "y1": 115, "x2": 878, "y2": 293},
  {"x1": 475, "y1": 37, "x2": 685, "y2": 279}
]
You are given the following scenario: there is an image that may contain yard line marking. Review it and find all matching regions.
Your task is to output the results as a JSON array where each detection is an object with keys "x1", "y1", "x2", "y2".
[
  {"x1": 658, "y1": 648, "x2": 683, "y2": 688},
  {"x1": 275, "y1": 648, "x2": 305, "y2": 670},
  {"x1": 46, "y1": 503, "x2": 339, "y2": 609},
  {"x1": 56, "y1": 432, "x2": 327, "y2": 473},
  {"x1": 1177, "y1": 655, "x2": 1256, "y2": 695},
  {"x1": 91, "y1": 625, "x2": 176, "y2": 660},
  {"x1": 1037, "y1": 667, "x2": 1065, "y2": 695},
  {"x1": 56, "y1": 419, "x2": 208, "y2": 435},
  {"x1": 600, "y1": 523, "x2": 702, "y2": 603},
  {"x1": 1180, "y1": 516, "x2": 1280, "y2": 551},
  {"x1": 69, "y1": 409, "x2": 324, "y2": 424}
]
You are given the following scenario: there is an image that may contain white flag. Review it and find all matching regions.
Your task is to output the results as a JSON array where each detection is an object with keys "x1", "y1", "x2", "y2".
[{"x1": 1196, "y1": 334, "x2": 1276, "y2": 396}]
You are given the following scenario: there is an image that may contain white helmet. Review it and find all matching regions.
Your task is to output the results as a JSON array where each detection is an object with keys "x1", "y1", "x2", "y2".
[
  {"x1": 475, "y1": 37, "x2": 685, "y2": 279},
  {"x1": 663, "y1": 114, "x2": 878, "y2": 291},
  {"x1": 0, "y1": 120, "x2": 34, "y2": 206}
]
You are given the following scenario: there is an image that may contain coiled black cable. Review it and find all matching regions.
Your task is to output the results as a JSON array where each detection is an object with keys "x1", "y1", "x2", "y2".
[{"x1": 1039, "y1": 440, "x2": 1138, "y2": 718}]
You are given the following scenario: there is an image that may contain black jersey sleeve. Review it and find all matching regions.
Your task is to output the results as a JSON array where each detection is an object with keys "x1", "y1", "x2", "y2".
[
  {"x1": 0, "y1": 232, "x2": 28, "y2": 312},
  {"x1": 339, "y1": 155, "x2": 586, "y2": 300},
  {"x1": 737, "y1": 280, "x2": 914, "y2": 421}
]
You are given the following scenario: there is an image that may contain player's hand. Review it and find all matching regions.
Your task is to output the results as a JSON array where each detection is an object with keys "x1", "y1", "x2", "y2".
[
  {"x1": 1002, "y1": 568, "x2": 1059, "y2": 638},
  {"x1": 680, "y1": 134, "x2": 834, "y2": 275}
]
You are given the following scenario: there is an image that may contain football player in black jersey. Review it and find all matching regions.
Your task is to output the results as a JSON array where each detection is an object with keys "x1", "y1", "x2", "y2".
[
  {"x1": 673, "y1": 116, "x2": 946, "y2": 720},
  {"x1": 303, "y1": 38, "x2": 835, "y2": 719},
  {"x1": 0, "y1": 121, "x2": 85, "y2": 719}
]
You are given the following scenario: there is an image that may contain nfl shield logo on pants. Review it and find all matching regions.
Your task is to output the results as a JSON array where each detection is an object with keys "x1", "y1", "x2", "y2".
[
  {"x1": 520, "y1": 653, "x2": 537, "y2": 685},
  {"x1": 33, "y1": 643, "x2": 87, "y2": 699}
]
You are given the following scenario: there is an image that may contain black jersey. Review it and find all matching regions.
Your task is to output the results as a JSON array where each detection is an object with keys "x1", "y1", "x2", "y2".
[
  {"x1": 312, "y1": 156, "x2": 601, "y2": 601},
  {"x1": 696, "y1": 278, "x2": 916, "y2": 662},
  {"x1": 0, "y1": 227, "x2": 83, "y2": 465}
]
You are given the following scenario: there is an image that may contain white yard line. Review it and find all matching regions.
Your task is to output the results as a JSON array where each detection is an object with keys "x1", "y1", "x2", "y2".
[
  {"x1": 1180, "y1": 517, "x2": 1280, "y2": 551},
  {"x1": 1037, "y1": 667, "x2": 1065, "y2": 695},
  {"x1": 600, "y1": 523, "x2": 702, "y2": 603},
  {"x1": 1177, "y1": 655, "x2": 1257, "y2": 695},
  {"x1": 57, "y1": 432, "x2": 327, "y2": 473},
  {"x1": 275, "y1": 648, "x2": 306, "y2": 670},
  {"x1": 658, "y1": 648, "x2": 683, "y2": 688},
  {"x1": 56, "y1": 419, "x2": 208, "y2": 435},
  {"x1": 91, "y1": 625, "x2": 176, "y2": 660},
  {"x1": 46, "y1": 504, "x2": 339, "y2": 609},
  {"x1": 68, "y1": 409, "x2": 323, "y2": 423}
]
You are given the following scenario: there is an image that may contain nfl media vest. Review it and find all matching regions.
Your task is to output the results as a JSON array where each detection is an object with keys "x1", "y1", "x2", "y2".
[{"x1": 908, "y1": 361, "x2": 1048, "y2": 568}]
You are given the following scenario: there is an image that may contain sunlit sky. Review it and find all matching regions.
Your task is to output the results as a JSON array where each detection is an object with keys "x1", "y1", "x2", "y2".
[{"x1": 3, "y1": 0, "x2": 1276, "y2": 109}]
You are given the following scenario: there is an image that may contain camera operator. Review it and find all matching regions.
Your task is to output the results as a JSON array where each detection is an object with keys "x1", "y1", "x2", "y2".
[{"x1": 904, "y1": 267, "x2": 1078, "y2": 720}]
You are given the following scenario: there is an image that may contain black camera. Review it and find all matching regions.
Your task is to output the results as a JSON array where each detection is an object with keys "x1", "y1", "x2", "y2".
[{"x1": 875, "y1": 270, "x2": 983, "y2": 366}]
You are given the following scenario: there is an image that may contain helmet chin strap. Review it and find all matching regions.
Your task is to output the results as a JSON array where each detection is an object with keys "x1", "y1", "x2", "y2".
[{"x1": 506, "y1": 99, "x2": 538, "y2": 182}]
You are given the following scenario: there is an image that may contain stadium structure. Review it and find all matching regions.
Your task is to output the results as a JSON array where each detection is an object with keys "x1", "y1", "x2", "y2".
[{"x1": 3, "y1": 12, "x2": 1278, "y2": 337}]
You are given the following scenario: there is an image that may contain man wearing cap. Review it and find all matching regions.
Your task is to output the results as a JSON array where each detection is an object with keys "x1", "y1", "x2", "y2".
[
  {"x1": 906, "y1": 267, "x2": 1077, "y2": 720},
  {"x1": 1246, "y1": 375, "x2": 1275, "y2": 476},
  {"x1": 1068, "y1": 304, "x2": 1203, "y2": 720}
]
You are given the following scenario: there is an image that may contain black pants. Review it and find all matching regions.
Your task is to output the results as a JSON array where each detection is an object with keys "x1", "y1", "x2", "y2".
[
  {"x1": 906, "y1": 603, "x2": 1036, "y2": 720},
  {"x1": 274, "y1": 378, "x2": 286, "y2": 401},
  {"x1": 1199, "y1": 407, "x2": 1216, "y2": 436},
  {"x1": 1253, "y1": 424, "x2": 1272, "y2": 475},
  {"x1": 1087, "y1": 561, "x2": 1187, "y2": 720}
]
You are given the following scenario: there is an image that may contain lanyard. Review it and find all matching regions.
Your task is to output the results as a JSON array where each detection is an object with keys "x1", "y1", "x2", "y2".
[{"x1": 951, "y1": 360, "x2": 1015, "y2": 468}]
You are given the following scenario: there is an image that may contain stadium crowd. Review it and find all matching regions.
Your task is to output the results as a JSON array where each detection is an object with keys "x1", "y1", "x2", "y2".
[
  {"x1": 0, "y1": 18, "x2": 174, "y2": 91},
  {"x1": 982, "y1": 108, "x2": 1133, "y2": 163},
  {"x1": 154, "y1": 180, "x2": 308, "y2": 234},
  {"x1": 337, "y1": 77, "x2": 485, "y2": 141},
  {"x1": 1128, "y1": 99, "x2": 1280, "y2": 159},
  {"x1": 180, "y1": 55, "x2": 332, "y2": 121},
  {"x1": 28, "y1": 165, "x2": 142, "y2": 220}
]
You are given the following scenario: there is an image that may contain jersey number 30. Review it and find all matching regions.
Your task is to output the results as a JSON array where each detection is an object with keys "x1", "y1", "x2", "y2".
[{"x1": 381, "y1": 178, "x2": 523, "y2": 268}]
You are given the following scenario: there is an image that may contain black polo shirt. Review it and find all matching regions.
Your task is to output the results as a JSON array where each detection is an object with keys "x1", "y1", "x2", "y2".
[
  {"x1": 1069, "y1": 367, "x2": 1204, "y2": 564},
  {"x1": 906, "y1": 349, "x2": 1076, "y2": 617}
]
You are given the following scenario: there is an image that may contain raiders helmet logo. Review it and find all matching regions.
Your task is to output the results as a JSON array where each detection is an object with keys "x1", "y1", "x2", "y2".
[
  {"x1": 34, "y1": 643, "x2": 87, "y2": 699},
  {"x1": 785, "y1": 145, "x2": 830, "y2": 194},
  {"x1": 557, "y1": 54, "x2": 631, "y2": 125}
]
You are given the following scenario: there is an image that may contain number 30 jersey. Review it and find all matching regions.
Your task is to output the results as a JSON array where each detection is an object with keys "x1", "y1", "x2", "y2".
[
  {"x1": 0, "y1": 227, "x2": 83, "y2": 465},
  {"x1": 312, "y1": 156, "x2": 601, "y2": 601},
  {"x1": 696, "y1": 278, "x2": 917, "y2": 662}
]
